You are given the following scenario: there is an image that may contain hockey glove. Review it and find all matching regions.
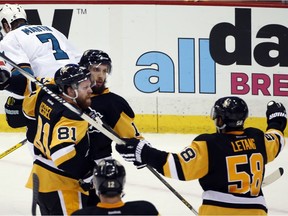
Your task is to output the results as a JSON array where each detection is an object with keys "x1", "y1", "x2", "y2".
[
  {"x1": 115, "y1": 138, "x2": 151, "y2": 166},
  {"x1": 0, "y1": 66, "x2": 10, "y2": 90},
  {"x1": 134, "y1": 161, "x2": 147, "y2": 169},
  {"x1": 5, "y1": 97, "x2": 28, "y2": 128},
  {"x1": 79, "y1": 170, "x2": 95, "y2": 192},
  {"x1": 266, "y1": 101, "x2": 287, "y2": 132}
]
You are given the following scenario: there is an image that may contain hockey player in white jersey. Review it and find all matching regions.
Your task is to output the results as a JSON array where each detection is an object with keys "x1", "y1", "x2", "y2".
[
  {"x1": 0, "y1": 3, "x2": 82, "y2": 129},
  {"x1": 0, "y1": 3, "x2": 81, "y2": 77}
]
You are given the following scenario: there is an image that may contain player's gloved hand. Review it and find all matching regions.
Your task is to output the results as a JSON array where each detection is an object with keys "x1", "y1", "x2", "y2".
[
  {"x1": 266, "y1": 101, "x2": 287, "y2": 132},
  {"x1": 5, "y1": 97, "x2": 27, "y2": 128},
  {"x1": 79, "y1": 170, "x2": 95, "y2": 191},
  {"x1": 0, "y1": 66, "x2": 11, "y2": 90},
  {"x1": 133, "y1": 161, "x2": 147, "y2": 169},
  {"x1": 115, "y1": 138, "x2": 151, "y2": 165}
]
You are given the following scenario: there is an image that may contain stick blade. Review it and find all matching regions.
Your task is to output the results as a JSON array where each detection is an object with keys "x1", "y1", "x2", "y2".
[{"x1": 262, "y1": 167, "x2": 284, "y2": 187}]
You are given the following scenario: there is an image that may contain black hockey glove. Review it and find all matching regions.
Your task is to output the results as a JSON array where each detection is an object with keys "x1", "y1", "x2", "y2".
[
  {"x1": 115, "y1": 138, "x2": 151, "y2": 168},
  {"x1": 79, "y1": 170, "x2": 95, "y2": 192},
  {"x1": 266, "y1": 101, "x2": 287, "y2": 132},
  {"x1": 5, "y1": 97, "x2": 28, "y2": 128},
  {"x1": 0, "y1": 66, "x2": 10, "y2": 90},
  {"x1": 134, "y1": 161, "x2": 147, "y2": 169}
]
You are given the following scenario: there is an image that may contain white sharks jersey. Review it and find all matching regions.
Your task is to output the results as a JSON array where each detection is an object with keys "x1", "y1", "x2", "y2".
[{"x1": 0, "y1": 24, "x2": 81, "y2": 77}]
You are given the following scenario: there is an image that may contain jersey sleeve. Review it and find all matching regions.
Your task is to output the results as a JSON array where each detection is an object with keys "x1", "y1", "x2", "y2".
[
  {"x1": 22, "y1": 80, "x2": 54, "y2": 119},
  {"x1": 143, "y1": 136, "x2": 209, "y2": 181},
  {"x1": 1, "y1": 33, "x2": 31, "y2": 71},
  {"x1": 113, "y1": 112, "x2": 143, "y2": 139},
  {"x1": 264, "y1": 128, "x2": 285, "y2": 163},
  {"x1": 162, "y1": 140, "x2": 209, "y2": 180}
]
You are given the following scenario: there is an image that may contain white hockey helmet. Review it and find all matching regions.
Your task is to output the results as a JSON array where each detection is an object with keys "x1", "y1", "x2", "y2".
[{"x1": 0, "y1": 4, "x2": 26, "y2": 36}]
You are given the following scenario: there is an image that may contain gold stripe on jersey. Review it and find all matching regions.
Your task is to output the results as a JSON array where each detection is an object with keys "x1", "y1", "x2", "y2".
[
  {"x1": 163, "y1": 141, "x2": 209, "y2": 180},
  {"x1": 53, "y1": 145, "x2": 76, "y2": 167},
  {"x1": 23, "y1": 77, "x2": 54, "y2": 97},
  {"x1": 23, "y1": 89, "x2": 39, "y2": 119},
  {"x1": 264, "y1": 129, "x2": 285, "y2": 163},
  {"x1": 114, "y1": 112, "x2": 143, "y2": 139},
  {"x1": 97, "y1": 201, "x2": 125, "y2": 208},
  {"x1": 26, "y1": 163, "x2": 88, "y2": 194}
]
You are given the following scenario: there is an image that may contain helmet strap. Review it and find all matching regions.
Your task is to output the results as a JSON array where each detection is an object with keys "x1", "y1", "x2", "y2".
[
  {"x1": 215, "y1": 118, "x2": 226, "y2": 133},
  {"x1": 62, "y1": 88, "x2": 78, "y2": 101}
]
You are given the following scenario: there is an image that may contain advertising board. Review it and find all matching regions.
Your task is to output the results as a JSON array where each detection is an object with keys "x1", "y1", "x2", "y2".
[{"x1": 0, "y1": 1, "x2": 287, "y2": 133}]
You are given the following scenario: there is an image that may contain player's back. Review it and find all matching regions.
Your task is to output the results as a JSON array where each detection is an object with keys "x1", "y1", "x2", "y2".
[
  {"x1": 199, "y1": 128, "x2": 267, "y2": 193},
  {"x1": 1, "y1": 24, "x2": 81, "y2": 77},
  {"x1": 197, "y1": 127, "x2": 268, "y2": 213},
  {"x1": 72, "y1": 200, "x2": 159, "y2": 215}
]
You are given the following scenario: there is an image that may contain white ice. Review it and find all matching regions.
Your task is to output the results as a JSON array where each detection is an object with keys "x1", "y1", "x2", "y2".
[{"x1": 0, "y1": 132, "x2": 288, "y2": 215}]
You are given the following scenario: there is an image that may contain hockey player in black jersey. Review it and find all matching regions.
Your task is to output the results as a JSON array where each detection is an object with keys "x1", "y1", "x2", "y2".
[
  {"x1": 25, "y1": 64, "x2": 95, "y2": 215},
  {"x1": 78, "y1": 50, "x2": 144, "y2": 205},
  {"x1": 116, "y1": 96, "x2": 287, "y2": 215},
  {"x1": 79, "y1": 49, "x2": 143, "y2": 164},
  {"x1": 72, "y1": 159, "x2": 159, "y2": 215}
]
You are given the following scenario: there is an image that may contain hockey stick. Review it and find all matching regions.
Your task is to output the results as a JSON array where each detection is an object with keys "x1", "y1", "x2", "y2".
[
  {"x1": 32, "y1": 173, "x2": 39, "y2": 216},
  {"x1": 146, "y1": 165, "x2": 198, "y2": 214},
  {"x1": 0, "y1": 52, "x2": 123, "y2": 144},
  {"x1": 0, "y1": 138, "x2": 27, "y2": 159},
  {"x1": 262, "y1": 167, "x2": 284, "y2": 187},
  {"x1": 0, "y1": 52, "x2": 198, "y2": 215}
]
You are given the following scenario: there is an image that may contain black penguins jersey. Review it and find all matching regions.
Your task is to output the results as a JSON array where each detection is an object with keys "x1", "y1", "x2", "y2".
[
  {"x1": 144, "y1": 127, "x2": 285, "y2": 214},
  {"x1": 87, "y1": 88, "x2": 142, "y2": 161},
  {"x1": 25, "y1": 85, "x2": 93, "y2": 193},
  {"x1": 72, "y1": 200, "x2": 159, "y2": 215}
]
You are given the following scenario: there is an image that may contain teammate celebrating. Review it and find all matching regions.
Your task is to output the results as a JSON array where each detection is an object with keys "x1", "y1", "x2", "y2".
[
  {"x1": 25, "y1": 64, "x2": 94, "y2": 215},
  {"x1": 116, "y1": 96, "x2": 287, "y2": 215},
  {"x1": 72, "y1": 159, "x2": 159, "y2": 215},
  {"x1": 79, "y1": 50, "x2": 143, "y2": 164},
  {"x1": 78, "y1": 50, "x2": 144, "y2": 205}
]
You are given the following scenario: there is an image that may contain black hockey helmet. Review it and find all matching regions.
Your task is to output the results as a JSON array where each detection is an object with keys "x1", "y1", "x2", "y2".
[
  {"x1": 54, "y1": 64, "x2": 91, "y2": 94},
  {"x1": 79, "y1": 49, "x2": 112, "y2": 73},
  {"x1": 211, "y1": 96, "x2": 248, "y2": 130},
  {"x1": 93, "y1": 159, "x2": 126, "y2": 196}
]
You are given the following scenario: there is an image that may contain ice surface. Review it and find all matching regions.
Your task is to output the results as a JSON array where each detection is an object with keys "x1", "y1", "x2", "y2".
[{"x1": 0, "y1": 132, "x2": 287, "y2": 215}]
